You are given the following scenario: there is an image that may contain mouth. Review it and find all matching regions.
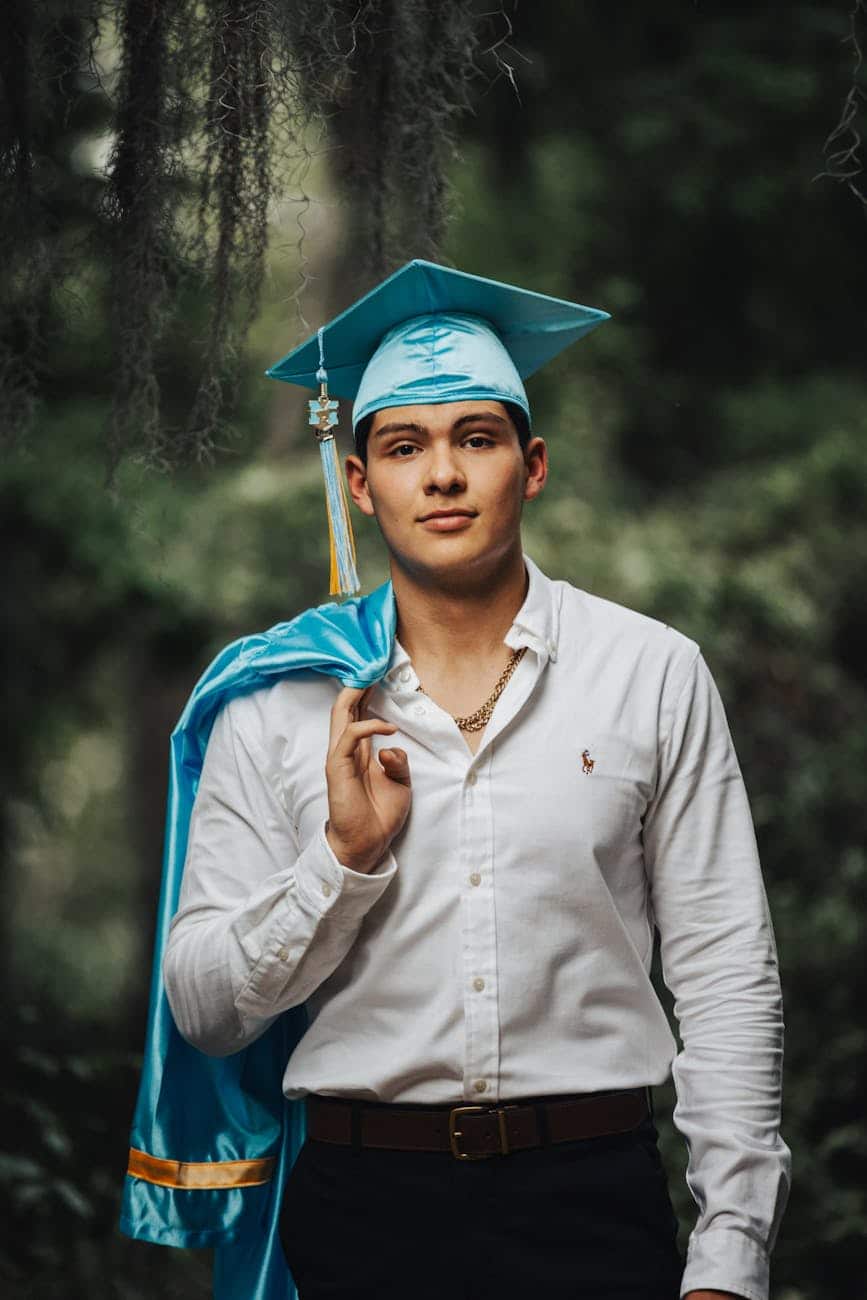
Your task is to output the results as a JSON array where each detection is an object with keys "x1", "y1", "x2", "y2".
[
  {"x1": 418, "y1": 509, "x2": 477, "y2": 522},
  {"x1": 418, "y1": 510, "x2": 477, "y2": 532}
]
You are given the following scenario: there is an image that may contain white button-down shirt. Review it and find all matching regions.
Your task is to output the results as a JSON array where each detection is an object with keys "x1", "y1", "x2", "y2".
[{"x1": 164, "y1": 551, "x2": 790, "y2": 1300}]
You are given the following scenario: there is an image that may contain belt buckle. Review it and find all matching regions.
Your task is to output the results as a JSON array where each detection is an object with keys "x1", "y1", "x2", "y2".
[{"x1": 448, "y1": 1104, "x2": 512, "y2": 1160}]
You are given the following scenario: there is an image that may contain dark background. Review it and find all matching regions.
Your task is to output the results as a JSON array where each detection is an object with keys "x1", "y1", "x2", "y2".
[{"x1": 2, "y1": 3, "x2": 865, "y2": 1296}]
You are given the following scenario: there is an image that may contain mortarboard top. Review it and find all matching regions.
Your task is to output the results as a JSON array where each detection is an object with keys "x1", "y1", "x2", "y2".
[{"x1": 266, "y1": 258, "x2": 610, "y2": 428}]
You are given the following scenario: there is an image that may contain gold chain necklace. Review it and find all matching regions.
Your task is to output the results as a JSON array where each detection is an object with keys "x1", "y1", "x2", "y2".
[{"x1": 415, "y1": 646, "x2": 527, "y2": 732}]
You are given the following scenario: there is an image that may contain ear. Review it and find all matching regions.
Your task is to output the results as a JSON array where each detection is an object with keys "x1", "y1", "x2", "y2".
[
  {"x1": 522, "y1": 436, "x2": 548, "y2": 503},
  {"x1": 345, "y1": 454, "x2": 376, "y2": 518}
]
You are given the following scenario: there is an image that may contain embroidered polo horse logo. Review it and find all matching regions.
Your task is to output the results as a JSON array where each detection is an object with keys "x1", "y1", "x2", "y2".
[{"x1": 581, "y1": 749, "x2": 595, "y2": 774}]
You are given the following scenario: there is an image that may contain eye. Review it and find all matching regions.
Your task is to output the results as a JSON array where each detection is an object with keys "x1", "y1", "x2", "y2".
[{"x1": 386, "y1": 435, "x2": 496, "y2": 457}]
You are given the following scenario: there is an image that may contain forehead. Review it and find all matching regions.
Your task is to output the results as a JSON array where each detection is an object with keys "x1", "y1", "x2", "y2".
[{"x1": 368, "y1": 399, "x2": 512, "y2": 435}]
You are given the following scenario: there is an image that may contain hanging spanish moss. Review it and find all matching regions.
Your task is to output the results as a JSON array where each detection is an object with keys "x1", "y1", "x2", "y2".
[
  {"x1": 0, "y1": 0, "x2": 84, "y2": 445},
  {"x1": 815, "y1": 0, "x2": 867, "y2": 215},
  {"x1": 282, "y1": 0, "x2": 483, "y2": 289},
  {"x1": 1, "y1": 0, "x2": 514, "y2": 470},
  {"x1": 184, "y1": 0, "x2": 275, "y2": 461},
  {"x1": 104, "y1": 0, "x2": 190, "y2": 470}
]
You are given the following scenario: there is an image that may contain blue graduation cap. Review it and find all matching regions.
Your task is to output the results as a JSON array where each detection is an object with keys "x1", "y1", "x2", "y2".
[{"x1": 266, "y1": 259, "x2": 610, "y2": 599}]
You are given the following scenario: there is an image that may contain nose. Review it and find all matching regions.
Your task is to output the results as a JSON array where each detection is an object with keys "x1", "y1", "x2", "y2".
[{"x1": 423, "y1": 443, "x2": 467, "y2": 496}]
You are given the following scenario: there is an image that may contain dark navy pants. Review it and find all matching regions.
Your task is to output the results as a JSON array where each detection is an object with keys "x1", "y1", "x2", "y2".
[{"x1": 278, "y1": 1109, "x2": 684, "y2": 1299}]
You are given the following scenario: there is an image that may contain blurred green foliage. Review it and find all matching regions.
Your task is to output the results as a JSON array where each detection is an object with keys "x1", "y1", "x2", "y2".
[{"x1": 2, "y1": 3, "x2": 865, "y2": 1297}]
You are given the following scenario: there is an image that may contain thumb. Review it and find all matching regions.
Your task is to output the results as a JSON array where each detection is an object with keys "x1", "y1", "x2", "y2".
[{"x1": 379, "y1": 748, "x2": 410, "y2": 779}]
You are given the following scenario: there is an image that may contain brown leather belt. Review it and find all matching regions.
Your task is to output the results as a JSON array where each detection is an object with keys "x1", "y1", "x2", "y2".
[{"x1": 305, "y1": 1087, "x2": 651, "y2": 1161}]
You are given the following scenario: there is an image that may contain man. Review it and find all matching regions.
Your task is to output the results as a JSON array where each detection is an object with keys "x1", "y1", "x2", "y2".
[{"x1": 147, "y1": 262, "x2": 790, "y2": 1299}]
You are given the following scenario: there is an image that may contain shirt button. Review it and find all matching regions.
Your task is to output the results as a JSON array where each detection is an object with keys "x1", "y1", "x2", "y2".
[
  {"x1": 413, "y1": 703, "x2": 426, "y2": 717},
  {"x1": 473, "y1": 977, "x2": 485, "y2": 992},
  {"x1": 466, "y1": 770, "x2": 477, "y2": 786},
  {"x1": 472, "y1": 1079, "x2": 488, "y2": 1094},
  {"x1": 322, "y1": 882, "x2": 333, "y2": 898},
  {"x1": 399, "y1": 667, "x2": 412, "y2": 683},
  {"x1": 469, "y1": 872, "x2": 481, "y2": 887},
  {"x1": 278, "y1": 948, "x2": 290, "y2": 962}
]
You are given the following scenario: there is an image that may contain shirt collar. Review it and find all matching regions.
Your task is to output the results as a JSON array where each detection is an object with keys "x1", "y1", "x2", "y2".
[
  {"x1": 503, "y1": 551, "x2": 560, "y2": 663},
  {"x1": 384, "y1": 550, "x2": 560, "y2": 685}
]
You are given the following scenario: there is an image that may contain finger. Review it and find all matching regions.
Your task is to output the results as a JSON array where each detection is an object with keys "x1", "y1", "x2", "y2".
[
  {"x1": 357, "y1": 688, "x2": 375, "y2": 768},
  {"x1": 358, "y1": 727, "x2": 371, "y2": 771},
  {"x1": 336, "y1": 685, "x2": 368, "y2": 704},
  {"x1": 338, "y1": 684, "x2": 376, "y2": 720},
  {"x1": 335, "y1": 684, "x2": 369, "y2": 708},
  {"x1": 354, "y1": 687, "x2": 375, "y2": 719},
  {"x1": 329, "y1": 718, "x2": 398, "y2": 764},
  {"x1": 329, "y1": 686, "x2": 371, "y2": 750}
]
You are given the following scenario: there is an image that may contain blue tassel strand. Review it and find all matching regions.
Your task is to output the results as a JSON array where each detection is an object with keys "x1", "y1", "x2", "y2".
[{"x1": 309, "y1": 327, "x2": 360, "y2": 598}]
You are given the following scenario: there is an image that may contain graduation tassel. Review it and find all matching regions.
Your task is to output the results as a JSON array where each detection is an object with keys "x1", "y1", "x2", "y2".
[
  {"x1": 318, "y1": 420, "x2": 360, "y2": 598},
  {"x1": 309, "y1": 328, "x2": 361, "y2": 598}
]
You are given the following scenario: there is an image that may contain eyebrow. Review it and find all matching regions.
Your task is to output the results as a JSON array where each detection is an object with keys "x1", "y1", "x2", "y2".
[{"x1": 369, "y1": 411, "x2": 509, "y2": 442}]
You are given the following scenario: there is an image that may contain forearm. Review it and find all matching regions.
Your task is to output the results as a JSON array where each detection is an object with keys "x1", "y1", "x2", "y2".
[
  {"x1": 164, "y1": 820, "x2": 396, "y2": 1056},
  {"x1": 644, "y1": 651, "x2": 791, "y2": 1300},
  {"x1": 670, "y1": 931, "x2": 790, "y2": 1300}
]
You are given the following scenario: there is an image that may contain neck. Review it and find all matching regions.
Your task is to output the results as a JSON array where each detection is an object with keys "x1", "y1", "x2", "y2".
[{"x1": 390, "y1": 542, "x2": 529, "y2": 666}]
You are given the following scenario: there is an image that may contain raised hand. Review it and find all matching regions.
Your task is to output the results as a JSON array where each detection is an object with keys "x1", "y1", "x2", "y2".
[{"x1": 323, "y1": 685, "x2": 412, "y2": 873}]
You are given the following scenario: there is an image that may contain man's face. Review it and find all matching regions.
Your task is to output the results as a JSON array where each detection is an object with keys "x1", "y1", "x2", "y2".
[{"x1": 344, "y1": 399, "x2": 547, "y2": 581}]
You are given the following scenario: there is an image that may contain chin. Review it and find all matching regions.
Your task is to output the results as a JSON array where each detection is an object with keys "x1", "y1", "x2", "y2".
[{"x1": 408, "y1": 538, "x2": 510, "y2": 579}]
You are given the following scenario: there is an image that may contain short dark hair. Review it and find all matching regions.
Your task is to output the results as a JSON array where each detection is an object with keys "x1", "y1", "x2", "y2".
[{"x1": 352, "y1": 401, "x2": 531, "y2": 464}]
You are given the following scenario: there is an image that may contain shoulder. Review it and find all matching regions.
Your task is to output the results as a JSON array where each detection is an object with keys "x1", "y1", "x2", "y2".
[
  {"x1": 207, "y1": 671, "x2": 338, "y2": 779},
  {"x1": 199, "y1": 597, "x2": 358, "y2": 735},
  {"x1": 557, "y1": 577, "x2": 700, "y2": 677},
  {"x1": 553, "y1": 580, "x2": 717, "y2": 748},
  {"x1": 221, "y1": 671, "x2": 337, "y2": 738}
]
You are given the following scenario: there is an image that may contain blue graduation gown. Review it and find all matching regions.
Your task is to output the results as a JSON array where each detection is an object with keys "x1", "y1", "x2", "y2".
[{"x1": 119, "y1": 578, "x2": 397, "y2": 1298}]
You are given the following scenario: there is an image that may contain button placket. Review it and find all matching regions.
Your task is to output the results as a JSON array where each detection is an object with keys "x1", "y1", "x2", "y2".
[
  {"x1": 380, "y1": 684, "x2": 467, "y2": 767},
  {"x1": 461, "y1": 759, "x2": 500, "y2": 1101}
]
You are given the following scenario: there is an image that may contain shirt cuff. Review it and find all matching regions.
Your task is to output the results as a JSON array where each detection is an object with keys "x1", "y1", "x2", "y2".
[
  {"x1": 293, "y1": 821, "x2": 398, "y2": 927},
  {"x1": 680, "y1": 1225, "x2": 771, "y2": 1300}
]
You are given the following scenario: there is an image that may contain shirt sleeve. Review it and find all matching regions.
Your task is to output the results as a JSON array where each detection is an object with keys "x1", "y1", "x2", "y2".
[
  {"x1": 642, "y1": 648, "x2": 791, "y2": 1300},
  {"x1": 163, "y1": 691, "x2": 398, "y2": 1058}
]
